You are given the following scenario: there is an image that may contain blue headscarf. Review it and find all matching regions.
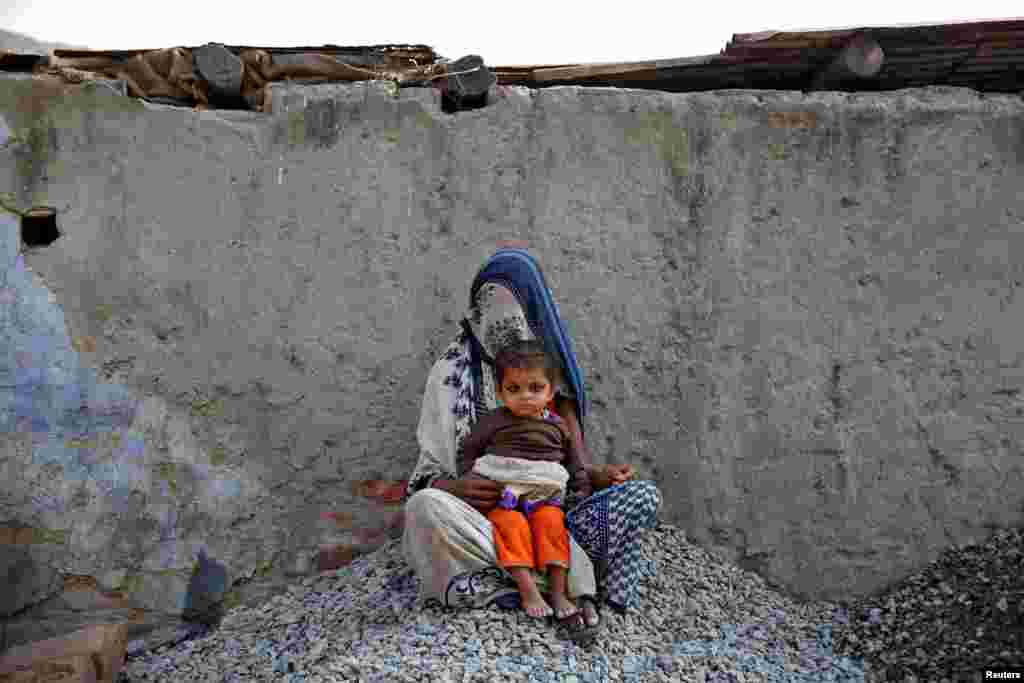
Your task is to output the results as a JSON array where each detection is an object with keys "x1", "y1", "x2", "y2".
[{"x1": 465, "y1": 249, "x2": 588, "y2": 439}]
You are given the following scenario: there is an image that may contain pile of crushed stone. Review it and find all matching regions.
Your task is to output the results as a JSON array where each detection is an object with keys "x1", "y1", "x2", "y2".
[{"x1": 119, "y1": 522, "x2": 1022, "y2": 682}]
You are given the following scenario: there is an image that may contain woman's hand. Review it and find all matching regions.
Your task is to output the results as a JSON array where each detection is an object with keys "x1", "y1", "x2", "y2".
[{"x1": 432, "y1": 477, "x2": 503, "y2": 514}]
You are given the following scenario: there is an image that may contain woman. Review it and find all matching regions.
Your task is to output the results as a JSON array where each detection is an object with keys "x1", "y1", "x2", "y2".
[{"x1": 402, "y1": 247, "x2": 662, "y2": 642}]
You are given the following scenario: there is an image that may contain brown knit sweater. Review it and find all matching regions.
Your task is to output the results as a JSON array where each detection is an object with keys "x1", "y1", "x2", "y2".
[{"x1": 457, "y1": 407, "x2": 592, "y2": 499}]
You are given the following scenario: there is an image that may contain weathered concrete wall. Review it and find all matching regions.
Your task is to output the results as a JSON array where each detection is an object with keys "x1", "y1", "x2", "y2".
[{"x1": 2, "y1": 74, "x2": 1023, "y2": 645}]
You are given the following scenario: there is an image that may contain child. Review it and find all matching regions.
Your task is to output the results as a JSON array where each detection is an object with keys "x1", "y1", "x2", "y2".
[{"x1": 457, "y1": 339, "x2": 593, "y2": 620}]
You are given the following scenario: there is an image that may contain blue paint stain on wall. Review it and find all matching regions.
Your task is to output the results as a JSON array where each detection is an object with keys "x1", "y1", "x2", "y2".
[
  {"x1": 2, "y1": 114, "x2": 244, "y2": 575},
  {"x1": 0, "y1": 112, "x2": 151, "y2": 520},
  {"x1": 1, "y1": 209, "x2": 142, "y2": 501}
]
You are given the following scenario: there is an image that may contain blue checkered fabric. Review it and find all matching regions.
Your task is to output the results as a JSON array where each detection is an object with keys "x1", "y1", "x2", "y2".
[{"x1": 566, "y1": 479, "x2": 662, "y2": 611}]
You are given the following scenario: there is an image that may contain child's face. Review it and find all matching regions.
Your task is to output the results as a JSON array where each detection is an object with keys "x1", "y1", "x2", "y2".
[{"x1": 497, "y1": 367, "x2": 554, "y2": 419}]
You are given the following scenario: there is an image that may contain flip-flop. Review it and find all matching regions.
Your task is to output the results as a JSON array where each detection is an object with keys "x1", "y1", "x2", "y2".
[
  {"x1": 554, "y1": 609, "x2": 598, "y2": 646},
  {"x1": 577, "y1": 595, "x2": 601, "y2": 628}
]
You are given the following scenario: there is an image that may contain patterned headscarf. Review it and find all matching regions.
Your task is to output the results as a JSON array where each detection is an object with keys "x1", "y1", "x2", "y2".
[
  {"x1": 405, "y1": 250, "x2": 587, "y2": 499},
  {"x1": 466, "y1": 282, "x2": 537, "y2": 361},
  {"x1": 448, "y1": 281, "x2": 542, "y2": 464}
]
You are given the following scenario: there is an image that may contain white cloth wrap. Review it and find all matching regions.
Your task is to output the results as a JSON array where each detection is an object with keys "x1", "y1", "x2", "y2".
[{"x1": 471, "y1": 455, "x2": 568, "y2": 501}]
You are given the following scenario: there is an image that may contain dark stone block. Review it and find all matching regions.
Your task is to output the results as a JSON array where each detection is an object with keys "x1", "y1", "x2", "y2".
[
  {"x1": 441, "y1": 55, "x2": 496, "y2": 113},
  {"x1": 193, "y1": 43, "x2": 243, "y2": 99}
]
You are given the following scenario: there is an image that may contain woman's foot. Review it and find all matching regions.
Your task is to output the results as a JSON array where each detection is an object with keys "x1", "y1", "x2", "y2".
[
  {"x1": 579, "y1": 598, "x2": 600, "y2": 627},
  {"x1": 550, "y1": 594, "x2": 599, "y2": 647}
]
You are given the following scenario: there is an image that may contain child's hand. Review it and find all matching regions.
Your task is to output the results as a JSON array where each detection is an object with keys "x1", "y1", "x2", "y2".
[
  {"x1": 606, "y1": 464, "x2": 634, "y2": 486},
  {"x1": 498, "y1": 487, "x2": 518, "y2": 509}
]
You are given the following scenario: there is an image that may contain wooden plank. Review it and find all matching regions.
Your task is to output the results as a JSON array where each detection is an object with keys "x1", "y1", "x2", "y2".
[
  {"x1": 725, "y1": 37, "x2": 850, "y2": 50},
  {"x1": 732, "y1": 18, "x2": 1024, "y2": 46},
  {"x1": 668, "y1": 62, "x2": 813, "y2": 77},
  {"x1": 731, "y1": 28, "x2": 860, "y2": 44},
  {"x1": 531, "y1": 61, "x2": 658, "y2": 81},
  {"x1": 491, "y1": 63, "x2": 579, "y2": 70},
  {"x1": 718, "y1": 47, "x2": 834, "y2": 61},
  {"x1": 653, "y1": 55, "x2": 719, "y2": 69},
  {"x1": 715, "y1": 52, "x2": 823, "y2": 66}
]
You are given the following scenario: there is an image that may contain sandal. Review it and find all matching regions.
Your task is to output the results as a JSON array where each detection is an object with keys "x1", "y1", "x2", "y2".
[
  {"x1": 577, "y1": 595, "x2": 601, "y2": 628},
  {"x1": 554, "y1": 608, "x2": 599, "y2": 647}
]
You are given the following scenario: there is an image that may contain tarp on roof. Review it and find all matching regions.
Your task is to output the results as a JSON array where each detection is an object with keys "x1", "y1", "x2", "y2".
[
  {"x1": 43, "y1": 44, "x2": 444, "y2": 111},
  {"x1": 3, "y1": 43, "x2": 447, "y2": 111}
]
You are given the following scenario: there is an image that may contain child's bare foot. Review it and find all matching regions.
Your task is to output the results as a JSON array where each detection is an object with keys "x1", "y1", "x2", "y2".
[
  {"x1": 508, "y1": 567, "x2": 554, "y2": 618},
  {"x1": 549, "y1": 592, "x2": 579, "y2": 620},
  {"x1": 523, "y1": 593, "x2": 554, "y2": 618}
]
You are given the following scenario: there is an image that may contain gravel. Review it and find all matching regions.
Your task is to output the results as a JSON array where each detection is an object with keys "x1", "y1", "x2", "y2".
[{"x1": 118, "y1": 522, "x2": 1022, "y2": 682}]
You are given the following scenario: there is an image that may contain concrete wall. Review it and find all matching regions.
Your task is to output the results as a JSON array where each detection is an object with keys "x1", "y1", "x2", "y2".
[{"x1": 2, "y1": 73, "x2": 1023, "y2": 640}]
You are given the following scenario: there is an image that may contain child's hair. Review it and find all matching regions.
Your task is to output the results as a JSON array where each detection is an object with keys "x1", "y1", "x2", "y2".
[{"x1": 494, "y1": 339, "x2": 559, "y2": 387}]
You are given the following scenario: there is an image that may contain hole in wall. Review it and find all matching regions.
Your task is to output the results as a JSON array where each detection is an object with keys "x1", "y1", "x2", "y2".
[
  {"x1": 440, "y1": 90, "x2": 490, "y2": 115},
  {"x1": 21, "y1": 207, "x2": 60, "y2": 248}
]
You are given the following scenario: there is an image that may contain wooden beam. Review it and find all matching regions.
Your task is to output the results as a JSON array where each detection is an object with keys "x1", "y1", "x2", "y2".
[
  {"x1": 808, "y1": 33, "x2": 885, "y2": 90},
  {"x1": 531, "y1": 61, "x2": 657, "y2": 82}
]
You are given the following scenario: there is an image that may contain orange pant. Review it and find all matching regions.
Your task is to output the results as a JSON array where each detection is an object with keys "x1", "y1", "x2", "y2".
[{"x1": 487, "y1": 504, "x2": 569, "y2": 570}]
